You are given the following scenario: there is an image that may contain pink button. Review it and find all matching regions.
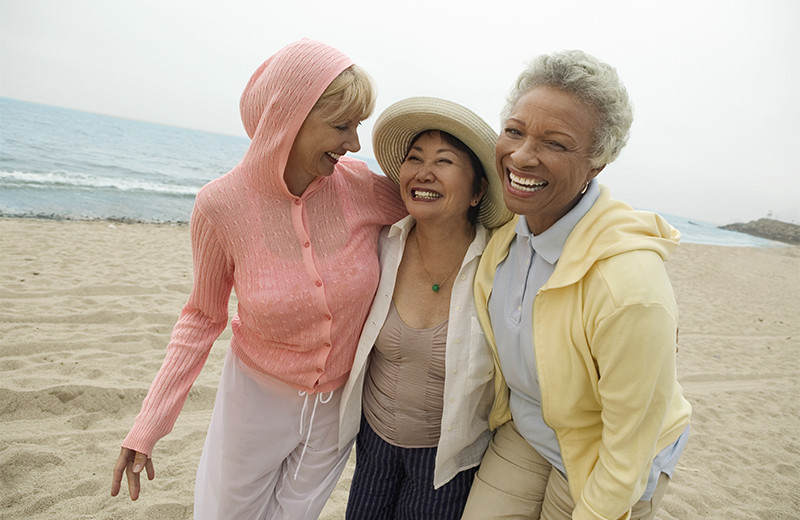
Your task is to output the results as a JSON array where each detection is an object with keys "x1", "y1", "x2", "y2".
[
  {"x1": 294, "y1": 198, "x2": 302, "y2": 206},
  {"x1": 315, "y1": 280, "x2": 322, "y2": 287},
  {"x1": 325, "y1": 314, "x2": 332, "y2": 321},
  {"x1": 324, "y1": 342, "x2": 331, "y2": 348},
  {"x1": 316, "y1": 368, "x2": 324, "y2": 374},
  {"x1": 303, "y1": 241, "x2": 310, "y2": 248}
]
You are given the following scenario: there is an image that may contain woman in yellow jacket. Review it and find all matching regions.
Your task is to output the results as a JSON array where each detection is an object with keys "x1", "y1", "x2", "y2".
[{"x1": 461, "y1": 50, "x2": 691, "y2": 520}]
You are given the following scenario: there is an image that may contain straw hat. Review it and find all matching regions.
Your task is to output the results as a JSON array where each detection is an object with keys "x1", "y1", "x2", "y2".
[{"x1": 372, "y1": 97, "x2": 513, "y2": 229}]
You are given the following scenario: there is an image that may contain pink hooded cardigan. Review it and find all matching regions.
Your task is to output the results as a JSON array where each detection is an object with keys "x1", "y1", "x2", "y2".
[{"x1": 122, "y1": 40, "x2": 406, "y2": 457}]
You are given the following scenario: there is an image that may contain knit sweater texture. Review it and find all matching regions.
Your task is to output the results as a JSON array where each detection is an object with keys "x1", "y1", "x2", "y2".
[{"x1": 123, "y1": 39, "x2": 406, "y2": 457}]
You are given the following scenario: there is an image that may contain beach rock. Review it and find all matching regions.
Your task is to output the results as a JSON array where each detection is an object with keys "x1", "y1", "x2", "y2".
[{"x1": 720, "y1": 218, "x2": 800, "y2": 245}]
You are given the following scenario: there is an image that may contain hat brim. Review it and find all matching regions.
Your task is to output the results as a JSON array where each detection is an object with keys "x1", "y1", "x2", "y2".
[{"x1": 372, "y1": 97, "x2": 512, "y2": 229}]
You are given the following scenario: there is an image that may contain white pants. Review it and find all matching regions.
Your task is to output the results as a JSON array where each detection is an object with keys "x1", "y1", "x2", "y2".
[{"x1": 194, "y1": 349, "x2": 352, "y2": 520}]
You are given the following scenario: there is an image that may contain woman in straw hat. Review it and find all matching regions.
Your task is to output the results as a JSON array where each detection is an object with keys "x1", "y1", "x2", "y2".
[
  {"x1": 338, "y1": 97, "x2": 513, "y2": 519},
  {"x1": 461, "y1": 50, "x2": 690, "y2": 520},
  {"x1": 110, "y1": 39, "x2": 406, "y2": 519}
]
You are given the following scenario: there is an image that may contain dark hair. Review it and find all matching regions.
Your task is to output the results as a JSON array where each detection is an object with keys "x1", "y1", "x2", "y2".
[{"x1": 407, "y1": 130, "x2": 486, "y2": 225}]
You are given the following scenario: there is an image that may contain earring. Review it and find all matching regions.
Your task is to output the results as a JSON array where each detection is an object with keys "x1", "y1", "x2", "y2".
[
  {"x1": 580, "y1": 182, "x2": 589, "y2": 194},
  {"x1": 471, "y1": 199, "x2": 480, "y2": 207}
]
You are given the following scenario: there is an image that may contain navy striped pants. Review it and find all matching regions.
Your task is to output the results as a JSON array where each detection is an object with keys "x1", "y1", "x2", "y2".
[{"x1": 346, "y1": 415, "x2": 478, "y2": 520}]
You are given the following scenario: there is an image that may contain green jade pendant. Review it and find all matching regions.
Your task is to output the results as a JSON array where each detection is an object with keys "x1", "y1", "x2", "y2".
[{"x1": 432, "y1": 284, "x2": 440, "y2": 292}]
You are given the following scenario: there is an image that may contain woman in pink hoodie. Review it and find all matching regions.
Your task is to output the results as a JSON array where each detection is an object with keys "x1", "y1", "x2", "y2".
[{"x1": 110, "y1": 39, "x2": 406, "y2": 519}]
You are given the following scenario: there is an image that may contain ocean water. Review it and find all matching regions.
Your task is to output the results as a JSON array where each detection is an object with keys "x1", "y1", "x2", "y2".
[{"x1": 0, "y1": 97, "x2": 782, "y2": 247}]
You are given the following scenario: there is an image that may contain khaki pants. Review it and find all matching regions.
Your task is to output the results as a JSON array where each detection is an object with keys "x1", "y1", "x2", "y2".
[{"x1": 461, "y1": 421, "x2": 669, "y2": 520}]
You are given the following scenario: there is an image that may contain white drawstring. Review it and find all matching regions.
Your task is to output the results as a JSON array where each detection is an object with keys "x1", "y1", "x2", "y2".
[
  {"x1": 298, "y1": 392, "x2": 309, "y2": 435},
  {"x1": 294, "y1": 390, "x2": 334, "y2": 480}
]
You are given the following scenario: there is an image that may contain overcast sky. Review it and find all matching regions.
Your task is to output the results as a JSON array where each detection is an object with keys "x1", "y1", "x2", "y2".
[{"x1": 2, "y1": 0, "x2": 798, "y2": 224}]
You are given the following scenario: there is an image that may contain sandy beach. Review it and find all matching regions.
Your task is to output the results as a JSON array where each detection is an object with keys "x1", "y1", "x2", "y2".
[{"x1": 1, "y1": 217, "x2": 798, "y2": 519}]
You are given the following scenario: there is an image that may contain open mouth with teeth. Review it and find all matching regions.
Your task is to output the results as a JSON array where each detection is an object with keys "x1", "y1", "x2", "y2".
[
  {"x1": 326, "y1": 152, "x2": 342, "y2": 162},
  {"x1": 411, "y1": 188, "x2": 442, "y2": 200},
  {"x1": 509, "y1": 171, "x2": 547, "y2": 193}
]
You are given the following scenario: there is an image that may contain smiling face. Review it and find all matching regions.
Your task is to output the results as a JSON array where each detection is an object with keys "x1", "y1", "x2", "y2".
[
  {"x1": 399, "y1": 131, "x2": 483, "y2": 227},
  {"x1": 496, "y1": 86, "x2": 604, "y2": 234},
  {"x1": 283, "y1": 108, "x2": 362, "y2": 196}
]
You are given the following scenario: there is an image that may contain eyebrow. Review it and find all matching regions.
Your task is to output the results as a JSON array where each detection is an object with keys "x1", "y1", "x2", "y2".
[
  {"x1": 506, "y1": 118, "x2": 578, "y2": 143},
  {"x1": 542, "y1": 130, "x2": 577, "y2": 142}
]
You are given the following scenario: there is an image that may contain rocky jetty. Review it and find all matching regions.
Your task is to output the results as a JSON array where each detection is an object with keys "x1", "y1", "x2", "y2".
[{"x1": 720, "y1": 218, "x2": 800, "y2": 245}]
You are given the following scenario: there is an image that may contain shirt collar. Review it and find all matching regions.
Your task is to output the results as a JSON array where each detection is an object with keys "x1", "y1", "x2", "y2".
[
  {"x1": 515, "y1": 179, "x2": 600, "y2": 265},
  {"x1": 389, "y1": 215, "x2": 489, "y2": 262},
  {"x1": 388, "y1": 214, "x2": 416, "y2": 240}
]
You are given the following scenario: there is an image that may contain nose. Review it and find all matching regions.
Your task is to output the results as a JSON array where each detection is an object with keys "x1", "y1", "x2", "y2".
[
  {"x1": 345, "y1": 129, "x2": 361, "y2": 153},
  {"x1": 510, "y1": 139, "x2": 541, "y2": 167},
  {"x1": 413, "y1": 161, "x2": 436, "y2": 182}
]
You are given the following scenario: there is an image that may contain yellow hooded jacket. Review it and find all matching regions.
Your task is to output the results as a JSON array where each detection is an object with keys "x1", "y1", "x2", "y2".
[{"x1": 474, "y1": 186, "x2": 692, "y2": 520}]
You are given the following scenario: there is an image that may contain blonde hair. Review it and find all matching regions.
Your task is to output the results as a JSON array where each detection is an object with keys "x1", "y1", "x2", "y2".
[{"x1": 312, "y1": 64, "x2": 376, "y2": 123}]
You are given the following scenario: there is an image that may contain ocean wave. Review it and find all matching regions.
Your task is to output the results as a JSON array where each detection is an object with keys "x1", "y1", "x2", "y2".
[{"x1": 0, "y1": 170, "x2": 199, "y2": 196}]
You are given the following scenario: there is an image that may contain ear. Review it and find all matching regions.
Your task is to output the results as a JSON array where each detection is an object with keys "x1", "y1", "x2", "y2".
[
  {"x1": 473, "y1": 177, "x2": 488, "y2": 206},
  {"x1": 588, "y1": 164, "x2": 605, "y2": 182}
]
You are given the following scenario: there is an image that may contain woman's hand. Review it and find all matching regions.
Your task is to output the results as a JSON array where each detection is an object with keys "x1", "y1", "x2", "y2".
[{"x1": 111, "y1": 447, "x2": 155, "y2": 500}]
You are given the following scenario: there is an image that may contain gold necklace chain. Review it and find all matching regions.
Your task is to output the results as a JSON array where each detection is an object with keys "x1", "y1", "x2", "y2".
[{"x1": 413, "y1": 231, "x2": 464, "y2": 293}]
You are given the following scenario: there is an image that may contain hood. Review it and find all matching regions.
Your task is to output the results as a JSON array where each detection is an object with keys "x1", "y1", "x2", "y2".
[
  {"x1": 237, "y1": 39, "x2": 353, "y2": 197},
  {"x1": 545, "y1": 185, "x2": 680, "y2": 290}
]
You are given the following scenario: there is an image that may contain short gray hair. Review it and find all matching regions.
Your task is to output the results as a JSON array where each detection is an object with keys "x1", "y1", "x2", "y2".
[{"x1": 502, "y1": 50, "x2": 633, "y2": 167}]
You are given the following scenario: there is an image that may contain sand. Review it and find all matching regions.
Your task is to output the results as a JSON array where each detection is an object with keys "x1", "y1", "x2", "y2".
[{"x1": 1, "y1": 217, "x2": 798, "y2": 519}]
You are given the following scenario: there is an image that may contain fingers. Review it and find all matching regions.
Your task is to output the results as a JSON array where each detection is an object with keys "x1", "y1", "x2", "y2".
[
  {"x1": 125, "y1": 455, "x2": 142, "y2": 500},
  {"x1": 111, "y1": 448, "x2": 154, "y2": 501},
  {"x1": 144, "y1": 457, "x2": 156, "y2": 480},
  {"x1": 127, "y1": 451, "x2": 152, "y2": 500},
  {"x1": 133, "y1": 451, "x2": 148, "y2": 474},
  {"x1": 110, "y1": 448, "x2": 131, "y2": 497}
]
